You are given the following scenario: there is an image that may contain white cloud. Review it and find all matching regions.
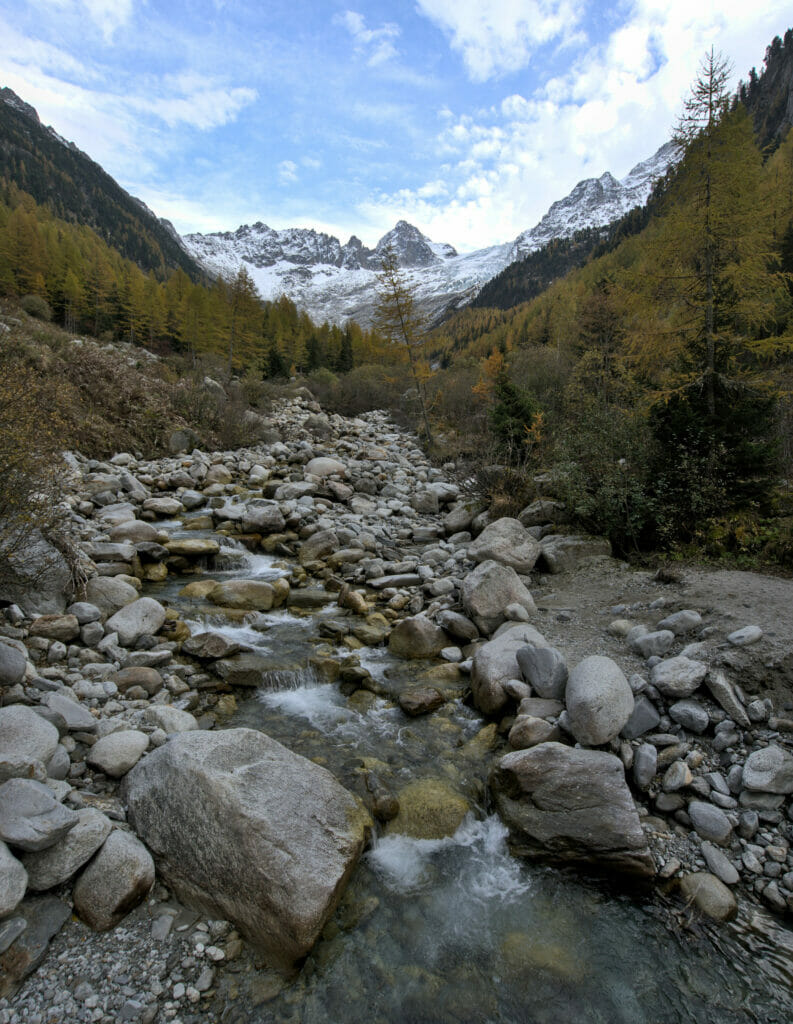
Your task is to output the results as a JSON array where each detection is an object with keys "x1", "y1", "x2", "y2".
[
  {"x1": 415, "y1": 0, "x2": 580, "y2": 81},
  {"x1": 35, "y1": 0, "x2": 134, "y2": 42},
  {"x1": 278, "y1": 160, "x2": 298, "y2": 183},
  {"x1": 336, "y1": 10, "x2": 401, "y2": 66},
  {"x1": 367, "y1": 0, "x2": 793, "y2": 249},
  {"x1": 128, "y1": 77, "x2": 257, "y2": 131}
]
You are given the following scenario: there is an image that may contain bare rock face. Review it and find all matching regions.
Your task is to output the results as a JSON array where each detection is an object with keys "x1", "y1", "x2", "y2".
[
  {"x1": 490, "y1": 741, "x2": 654, "y2": 877},
  {"x1": 123, "y1": 728, "x2": 372, "y2": 969}
]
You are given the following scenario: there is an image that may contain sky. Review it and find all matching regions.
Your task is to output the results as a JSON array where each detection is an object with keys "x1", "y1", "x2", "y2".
[{"x1": 2, "y1": 1, "x2": 791, "y2": 251}]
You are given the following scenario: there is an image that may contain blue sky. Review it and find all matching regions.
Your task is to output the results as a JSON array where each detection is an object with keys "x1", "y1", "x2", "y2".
[{"x1": 2, "y1": 1, "x2": 791, "y2": 250}]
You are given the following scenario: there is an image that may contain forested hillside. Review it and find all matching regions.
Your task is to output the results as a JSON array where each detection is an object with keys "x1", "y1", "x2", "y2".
[
  {"x1": 0, "y1": 89, "x2": 203, "y2": 281},
  {"x1": 423, "y1": 39, "x2": 793, "y2": 563}
]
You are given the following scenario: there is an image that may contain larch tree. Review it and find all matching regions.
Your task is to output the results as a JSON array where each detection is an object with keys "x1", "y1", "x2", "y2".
[{"x1": 373, "y1": 243, "x2": 433, "y2": 444}]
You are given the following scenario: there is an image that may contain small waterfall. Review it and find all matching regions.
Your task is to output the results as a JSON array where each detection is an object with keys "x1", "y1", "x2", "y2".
[{"x1": 259, "y1": 664, "x2": 320, "y2": 692}]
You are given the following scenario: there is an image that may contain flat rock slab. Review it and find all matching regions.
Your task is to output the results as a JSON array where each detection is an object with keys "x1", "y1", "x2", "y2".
[
  {"x1": 491, "y1": 741, "x2": 654, "y2": 877},
  {"x1": 0, "y1": 896, "x2": 71, "y2": 998},
  {"x1": 123, "y1": 729, "x2": 371, "y2": 969},
  {"x1": 0, "y1": 779, "x2": 78, "y2": 852},
  {"x1": 742, "y1": 745, "x2": 793, "y2": 794}
]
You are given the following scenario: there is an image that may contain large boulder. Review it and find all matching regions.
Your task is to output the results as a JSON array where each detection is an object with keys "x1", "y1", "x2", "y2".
[
  {"x1": 537, "y1": 534, "x2": 611, "y2": 574},
  {"x1": 388, "y1": 615, "x2": 448, "y2": 659},
  {"x1": 468, "y1": 518, "x2": 541, "y2": 574},
  {"x1": 72, "y1": 829, "x2": 155, "y2": 931},
  {"x1": 0, "y1": 531, "x2": 72, "y2": 615},
  {"x1": 123, "y1": 728, "x2": 371, "y2": 969},
  {"x1": 741, "y1": 745, "x2": 793, "y2": 794},
  {"x1": 105, "y1": 597, "x2": 167, "y2": 647},
  {"x1": 491, "y1": 742, "x2": 654, "y2": 876},
  {"x1": 81, "y1": 576, "x2": 138, "y2": 618},
  {"x1": 471, "y1": 623, "x2": 547, "y2": 716},
  {"x1": 461, "y1": 560, "x2": 536, "y2": 636},
  {"x1": 565, "y1": 656, "x2": 634, "y2": 746},
  {"x1": 0, "y1": 707, "x2": 59, "y2": 783}
]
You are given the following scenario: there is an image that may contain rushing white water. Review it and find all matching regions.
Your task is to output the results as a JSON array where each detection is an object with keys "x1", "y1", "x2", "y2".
[{"x1": 369, "y1": 815, "x2": 530, "y2": 902}]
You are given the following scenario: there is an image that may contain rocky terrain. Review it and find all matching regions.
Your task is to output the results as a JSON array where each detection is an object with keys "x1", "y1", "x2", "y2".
[{"x1": 1, "y1": 392, "x2": 793, "y2": 1021}]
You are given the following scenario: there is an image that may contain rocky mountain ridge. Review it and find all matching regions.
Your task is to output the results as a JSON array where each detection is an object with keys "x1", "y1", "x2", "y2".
[{"x1": 183, "y1": 143, "x2": 679, "y2": 326}]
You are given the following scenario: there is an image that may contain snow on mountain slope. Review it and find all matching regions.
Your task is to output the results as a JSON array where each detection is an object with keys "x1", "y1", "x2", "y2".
[{"x1": 182, "y1": 142, "x2": 678, "y2": 327}]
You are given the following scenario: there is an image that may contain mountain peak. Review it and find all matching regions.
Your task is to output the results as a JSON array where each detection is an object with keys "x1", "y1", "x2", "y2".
[{"x1": 0, "y1": 88, "x2": 40, "y2": 125}]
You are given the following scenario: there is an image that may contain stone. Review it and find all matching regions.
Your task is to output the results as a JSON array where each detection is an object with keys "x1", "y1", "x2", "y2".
[
  {"x1": 242, "y1": 503, "x2": 285, "y2": 534},
  {"x1": 662, "y1": 760, "x2": 693, "y2": 792},
  {"x1": 633, "y1": 744, "x2": 657, "y2": 791},
  {"x1": 656, "y1": 610, "x2": 703, "y2": 635},
  {"x1": 105, "y1": 598, "x2": 167, "y2": 647},
  {"x1": 679, "y1": 872, "x2": 737, "y2": 922},
  {"x1": 460, "y1": 560, "x2": 536, "y2": 636},
  {"x1": 0, "y1": 779, "x2": 78, "y2": 852},
  {"x1": 705, "y1": 669, "x2": 751, "y2": 728},
  {"x1": 298, "y1": 529, "x2": 339, "y2": 565},
  {"x1": 688, "y1": 800, "x2": 732, "y2": 846},
  {"x1": 517, "y1": 499, "x2": 567, "y2": 528},
  {"x1": 388, "y1": 615, "x2": 448, "y2": 659},
  {"x1": 436, "y1": 610, "x2": 479, "y2": 642},
  {"x1": 0, "y1": 531, "x2": 72, "y2": 616},
  {"x1": 82, "y1": 576, "x2": 138, "y2": 618},
  {"x1": 471, "y1": 623, "x2": 548, "y2": 716},
  {"x1": 0, "y1": 896, "x2": 71, "y2": 997},
  {"x1": 669, "y1": 700, "x2": 709, "y2": 734},
  {"x1": 123, "y1": 728, "x2": 370, "y2": 969},
  {"x1": 621, "y1": 695, "x2": 661, "y2": 740},
  {"x1": 305, "y1": 457, "x2": 346, "y2": 478},
  {"x1": 207, "y1": 580, "x2": 276, "y2": 611},
  {"x1": 385, "y1": 779, "x2": 468, "y2": 840},
  {"x1": 508, "y1": 716, "x2": 560, "y2": 749},
  {"x1": 565, "y1": 656, "x2": 634, "y2": 747},
  {"x1": 22, "y1": 808, "x2": 112, "y2": 891},
  {"x1": 515, "y1": 645, "x2": 567, "y2": 700},
  {"x1": 398, "y1": 688, "x2": 445, "y2": 716},
  {"x1": 141, "y1": 706, "x2": 198, "y2": 734},
  {"x1": 66, "y1": 601, "x2": 103, "y2": 624},
  {"x1": 700, "y1": 841, "x2": 740, "y2": 886},
  {"x1": 727, "y1": 625, "x2": 762, "y2": 646},
  {"x1": 72, "y1": 830, "x2": 155, "y2": 931},
  {"x1": 0, "y1": 643, "x2": 26, "y2": 687},
  {"x1": 88, "y1": 731, "x2": 149, "y2": 778},
  {"x1": 205, "y1": 464, "x2": 232, "y2": 486},
  {"x1": 629, "y1": 630, "x2": 675, "y2": 659},
  {"x1": 109, "y1": 520, "x2": 159, "y2": 544},
  {"x1": 0, "y1": 842, "x2": 27, "y2": 916},
  {"x1": 143, "y1": 497, "x2": 184, "y2": 517},
  {"x1": 182, "y1": 632, "x2": 242, "y2": 661},
  {"x1": 537, "y1": 534, "x2": 611, "y2": 573},
  {"x1": 0, "y1": 706, "x2": 59, "y2": 783},
  {"x1": 112, "y1": 667, "x2": 163, "y2": 696},
  {"x1": 165, "y1": 539, "x2": 220, "y2": 558},
  {"x1": 28, "y1": 614, "x2": 80, "y2": 643},
  {"x1": 41, "y1": 693, "x2": 96, "y2": 733},
  {"x1": 742, "y1": 745, "x2": 793, "y2": 794},
  {"x1": 468, "y1": 518, "x2": 541, "y2": 574},
  {"x1": 650, "y1": 657, "x2": 708, "y2": 699},
  {"x1": 491, "y1": 742, "x2": 654, "y2": 876}
]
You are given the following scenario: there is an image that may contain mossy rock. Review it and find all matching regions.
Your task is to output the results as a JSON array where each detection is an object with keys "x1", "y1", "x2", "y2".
[{"x1": 385, "y1": 778, "x2": 469, "y2": 839}]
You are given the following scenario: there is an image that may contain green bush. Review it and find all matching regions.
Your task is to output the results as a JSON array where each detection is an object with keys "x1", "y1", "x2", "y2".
[{"x1": 20, "y1": 293, "x2": 52, "y2": 321}]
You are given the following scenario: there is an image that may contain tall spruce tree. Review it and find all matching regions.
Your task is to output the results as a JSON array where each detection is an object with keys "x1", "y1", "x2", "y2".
[{"x1": 647, "y1": 50, "x2": 787, "y2": 533}]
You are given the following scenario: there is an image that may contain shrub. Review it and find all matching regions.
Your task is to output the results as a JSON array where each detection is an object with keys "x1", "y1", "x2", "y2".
[{"x1": 19, "y1": 293, "x2": 52, "y2": 321}]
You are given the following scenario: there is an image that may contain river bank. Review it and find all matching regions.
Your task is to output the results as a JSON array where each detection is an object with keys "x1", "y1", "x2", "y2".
[{"x1": 2, "y1": 392, "x2": 793, "y2": 1022}]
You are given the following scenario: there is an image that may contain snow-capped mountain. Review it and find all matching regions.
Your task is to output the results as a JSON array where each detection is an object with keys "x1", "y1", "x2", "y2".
[{"x1": 182, "y1": 142, "x2": 678, "y2": 326}]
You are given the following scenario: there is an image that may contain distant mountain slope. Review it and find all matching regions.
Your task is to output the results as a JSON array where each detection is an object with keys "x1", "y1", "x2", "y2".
[
  {"x1": 0, "y1": 88, "x2": 204, "y2": 281},
  {"x1": 183, "y1": 143, "x2": 679, "y2": 327},
  {"x1": 740, "y1": 28, "x2": 793, "y2": 150}
]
